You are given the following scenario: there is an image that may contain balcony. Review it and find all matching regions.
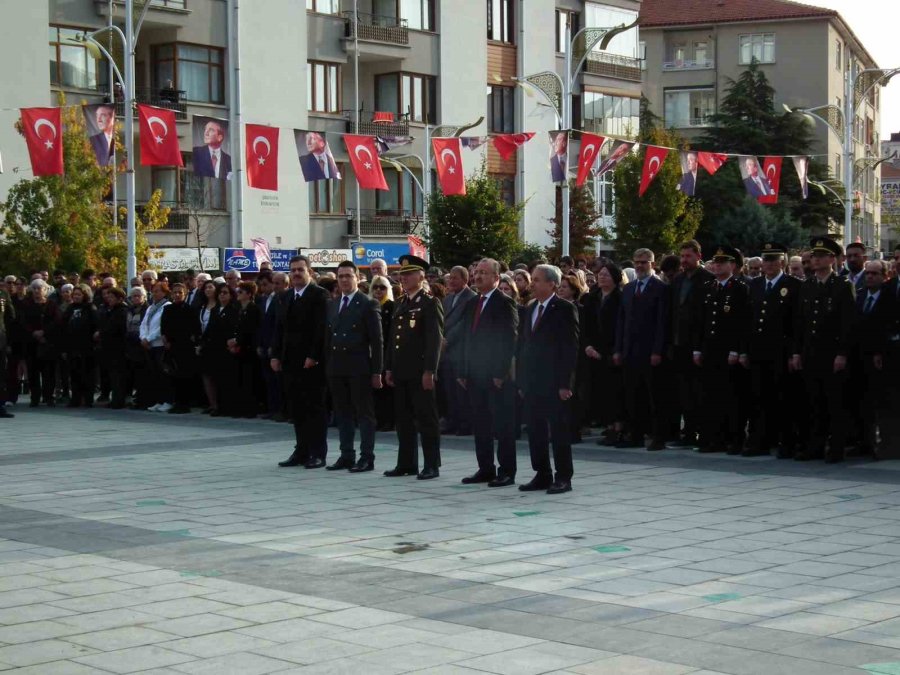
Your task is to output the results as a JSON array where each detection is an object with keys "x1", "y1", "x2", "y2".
[
  {"x1": 116, "y1": 201, "x2": 191, "y2": 230},
  {"x1": 343, "y1": 110, "x2": 410, "y2": 136},
  {"x1": 348, "y1": 209, "x2": 422, "y2": 237},
  {"x1": 663, "y1": 59, "x2": 715, "y2": 71},
  {"x1": 343, "y1": 11, "x2": 409, "y2": 45},
  {"x1": 116, "y1": 87, "x2": 187, "y2": 121},
  {"x1": 584, "y1": 53, "x2": 642, "y2": 82}
]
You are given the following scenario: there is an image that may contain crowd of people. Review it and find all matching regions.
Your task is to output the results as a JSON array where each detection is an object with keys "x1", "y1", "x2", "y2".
[{"x1": 1, "y1": 235, "x2": 898, "y2": 493}]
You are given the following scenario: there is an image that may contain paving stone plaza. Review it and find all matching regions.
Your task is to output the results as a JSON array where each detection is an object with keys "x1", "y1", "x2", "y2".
[{"x1": 5, "y1": 409, "x2": 900, "y2": 673}]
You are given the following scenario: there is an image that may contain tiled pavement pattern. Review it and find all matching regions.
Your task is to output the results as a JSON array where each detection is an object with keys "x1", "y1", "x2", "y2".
[{"x1": 4, "y1": 412, "x2": 900, "y2": 673}]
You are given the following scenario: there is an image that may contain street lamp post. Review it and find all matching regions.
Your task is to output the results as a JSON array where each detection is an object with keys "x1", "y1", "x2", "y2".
[{"x1": 516, "y1": 19, "x2": 638, "y2": 257}]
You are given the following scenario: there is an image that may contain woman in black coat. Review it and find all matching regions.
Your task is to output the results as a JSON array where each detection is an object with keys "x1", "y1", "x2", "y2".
[
  {"x1": 99, "y1": 287, "x2": 129, "y2": 409},
  {"x1": 583, "y1": 262, "x2": 626, "y2": 444},
  {"x1": 61, "y1": 284, "x2": 99, "y2": 408},
  {"x1": 204, "y1": 285, "x2": 239, "y2": 416},
  {"x1": 161, "y1": 283, "x2": 200, "y2": 414},
  {"x1": 230, "y1": 281, "x2": 261, "y2": 418},
  {"x1": 125, "y1": 287, "x2": 150, "y2": 409},
  {"x1": 22, "y1": 280, "x2": 62, "y2": 406},
  {"x1": 369, "y1": 276, "x2": 395, "y2": 431}
]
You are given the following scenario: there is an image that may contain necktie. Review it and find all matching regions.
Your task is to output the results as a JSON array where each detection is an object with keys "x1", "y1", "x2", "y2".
[
  {"x1": 212, "y1": 153, "x2": 218, "y2": 175},
  {"x1": 766, "y1": 281, "x2": 773, "y2": 294},
  {"x1": 865, "y1": 295, "x2": 875, "y2": 314},
  {"x1": 635, "y1": 280, "x2": 643, "y2": 297},
  {"x1": 339, "y1": 296, "x2": 349, "y2": 314},
  {"x1": 472, "y1": 295, "x2": 486, "y2": 332},
  {"x1": 755, "y1": 177, "x2": 764, "y2": 194},
  {"x1": 319, "y1": 157, "x2": 326, "y2": 176},
  {"x1": 533, "y1": 303, "x2": 544, "y2": 330}
]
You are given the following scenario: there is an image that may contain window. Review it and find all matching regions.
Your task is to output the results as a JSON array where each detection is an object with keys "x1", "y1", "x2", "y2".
[
  {"x1": 487, "y1": 0, "x2": 513, "y2": 43},
  {"x1": 835, "y1": 40, "x2": 842, "y2": 71},
  {"x1": 487, "y1": 85, "x2": 514, "y2": 134},
  {"x1": 401, "y1": 0, "x2": 434, "y2": 30},
  {"x1": 376, "y1": 170, "x2": 423, "y2": 217},
  {"x1": 694, "y1": 41, "x2": 708, "y2": 66},
  {"x1": 306, "y1": 0, "x2": 340, "y2": 13},
  {"x1": 152, "y1": 154, "x2": 226, "y2": 211},
  {"x1": 639, "y1": 41, "x2": 646, "y2": 70},
  {"x1": 583, "y1": 92, "x2": 640, "y2": 138},
  {"x1": 49, "y1": 26, "x2": 105, "y2": 90},
  {"x1": 375, "y1": 73, "x2": 436, "y2": 123},
  {"x1": 739, "y1": 33, "x2": 775, "y2": 64},
  {"x1": 154, "y1": 43, "x2": 224, "y2": 103},
  {"x1": 664, "y1": 37, "x2": 714, "y2": 69},
  {"x1": 555, "y1": 10, "x2": 579, "y2": 53},
  {"x1": 309, "y1": 166, "x2": 345, "y2": 214},
  {"x1": 493, "y1": 175, "x2": 515, "y2": 206},
  {"x1": 585, "y1": 3, "x2": 638, "y2": 58},
  {"x1": 664, "y1": 88, "x2": 715, "y2": 128},
  {"x1": 307, "y1": 61, "x2": 341, "y2": 113}
]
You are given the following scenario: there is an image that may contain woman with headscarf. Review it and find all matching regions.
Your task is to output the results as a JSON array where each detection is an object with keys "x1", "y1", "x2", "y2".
[
  {"x1": 22, "y1": 279, "x2": 62, "y2": 407},
  {"x1": 369, "y1": 274, "x2": 395, "y2": 431},
  {"x1": 61, "y1": 284, "x2": 99, "y2": 407}
]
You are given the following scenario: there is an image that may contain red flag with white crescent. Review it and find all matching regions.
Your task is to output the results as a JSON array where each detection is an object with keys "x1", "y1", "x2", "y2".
[
  {"x1": 639, "y1": 146, "x2": 670, "y2": 197},
  {"x1": 20, "y1": 107, "x2": 63, "y2": 176},
  {"x1": 343, "y1": 134, "x2": 388, "y2": 191},
  {"x1": 245, "y1": 124, "x2": 279, "y2": 191},
  {"x1": 697, "y1": 151, "x2": 728, "y2": 176},
  {"x1": 576, "y1": 133, "x2": 605, "y2": 187},
  {"x1": 758, "y1": 156, "x2": 782, "y2": 204},
  {"x1": 492, "y1": 133, "x2": 535, "y2": 160},
  {"x1": 137, "y1": 104, "x2": 182, "y2": 166},
  {"x1": 432, "y1": 137, "x2": 466, "y2": 196}
]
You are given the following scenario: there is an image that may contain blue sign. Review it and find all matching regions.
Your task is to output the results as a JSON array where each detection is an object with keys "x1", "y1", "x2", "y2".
[
  {"x1": 351, "y1": 242, "x2": 412, "y2": 267},
  {"x1": 222, "y1": 248, "x2": 297, "y2": 273}
]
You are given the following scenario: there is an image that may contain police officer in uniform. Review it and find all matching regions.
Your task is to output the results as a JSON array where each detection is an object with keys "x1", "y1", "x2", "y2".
[
  {"x1": 384, "y1": 255, "x2": 444, "y2": 480},
  {"x1": 792, "y1": 237, "x2": 856, "y2": 463},
  {"x1": 0, "y1": 284, "x2": 15, "y2": 418},
  {"x1": 693, "y1": 246, "x2": 750, "y2": 454},
  {"x1": 744, "y1": 243, "x2": 801, "y2": 457}
]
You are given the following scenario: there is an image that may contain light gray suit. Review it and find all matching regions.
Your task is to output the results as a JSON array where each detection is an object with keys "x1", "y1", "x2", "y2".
[{"x1": 440, "y1": 286, "x2": 476, "y2": 433}]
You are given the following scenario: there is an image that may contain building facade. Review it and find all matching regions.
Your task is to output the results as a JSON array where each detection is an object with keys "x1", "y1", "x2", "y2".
[
  {"x1": 0, "y1": 0, "x2": 642, "y2": 265},
  {"x1": 640, "y1": 0, "x2": 883, "y2": 251}
]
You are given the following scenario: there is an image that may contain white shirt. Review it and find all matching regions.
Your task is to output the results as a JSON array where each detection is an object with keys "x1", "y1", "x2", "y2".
[
  {"x1": 864, "y1": 289, "x2": 881, "y2": 311},
  {"x1": 339, "y1": 290, "x2": 357, "y2": 309},
  {"x1": 479, "y1": 288, "x2": 497, "y2": 305},
  {"x1": 209, "y1": 147, "x2": 222, "y2": 178},
  {"x1": 293, "y1": 284, "x2": 309, "y2": 300},
  {"x1": 313, "y1": 151, "x2": 332, "y2": 178},
  {"x1": 764, "y1": 272, "x2": 784, "y2": 289},
  {"x1": 139, "y1": 300, "x2": 170, "y2": 347},
  {"x1": 264, "y1": 292, "x2": 274, "y2": 313},
  {"x1": 531, "y1": 294, "x2": 555, "y2": 329}
]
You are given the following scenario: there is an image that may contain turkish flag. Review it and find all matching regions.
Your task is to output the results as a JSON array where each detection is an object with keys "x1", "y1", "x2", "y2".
[
  {"x1": 344, "y1": 134, "x2": 388, "y2": 190},
  {"x1": 137, "y1": 104, "x2": 182, "y2": 167},
  {"x1": 575, "y1": 133, "x2": 605, "y2": 187},
  {"x1": 20, "y1": 107, "x2": 63, "y2": 176},
  {"x1": 245, "y1": 124, "x2": 279, "y2": 191},
  {"x1": 758, "y1": 156, "x2": 782, "y2": 204},
  {"x1": 639, "y1": 146, "x2": 670, "y2": 197},
  {"x1": 697, "y1": 151, "x2": 728, "y2": 176},
  {"x1": 432, "y1": 137, "x2": 466, "y2": 196},
  {"x1": 408, "y1": 234, "x2": 426, "y2": 258},
  {"x1": 492, "y1": 132, "x2": 535, "y2": 160}
]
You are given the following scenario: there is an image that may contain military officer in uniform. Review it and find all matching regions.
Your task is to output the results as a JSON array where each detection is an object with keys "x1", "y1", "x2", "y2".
[
  {"x1": 693, "y1": 246, "x2": 750, "y2": 454},
  {"x1": 792, "y1": 237, "x2": 856, "y2": 463},
  {"x1": 744, "y1": 243, "x2": 801, "y2": 457},
  {"x1": 384, "y1": 255, "x2": 444, "y2": 480},
  {"x1": 0, "y1": 282, "x2": 15, "y2": 418}
]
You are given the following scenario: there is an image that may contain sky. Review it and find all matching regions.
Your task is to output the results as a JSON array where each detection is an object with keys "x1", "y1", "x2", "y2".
[{"x1": 808, "y1": 0, "x2": 898, "y2": 140}]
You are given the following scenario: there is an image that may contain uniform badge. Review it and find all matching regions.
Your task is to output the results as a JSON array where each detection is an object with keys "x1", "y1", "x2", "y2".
[
  {"x1": 724, "y1": 305, "x2": 731, "y2": 313},
  {"x1": 780, "y1": 288, "x2": 788, "y2": 297},
  {"x1": 409, "y1": 318, "x2": 416, "y2": 328}
]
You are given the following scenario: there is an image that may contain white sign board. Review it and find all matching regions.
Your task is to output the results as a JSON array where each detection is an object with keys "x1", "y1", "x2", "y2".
[
  {"x1": 150, "y1": 248, "x2": 221, "y2": 272},
  {"x1": 299, "y1": 248, "x2": 353, "y2": 268}
]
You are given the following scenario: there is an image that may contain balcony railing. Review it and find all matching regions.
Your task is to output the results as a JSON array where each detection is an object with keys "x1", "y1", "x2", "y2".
[
  {"x1": 663, "y1": 59, "x2": 715, "y2": 71},
  {"x1": 585, "y1": 52, "x2": 642, "y2": 82},
  {"x1": 115, "y1": 201, "x2": 191, "y2": 230},
  {"x1": 343, "y1": 110, "x2": 410, "y2": 136},
  {"x1": 343, "y1": 11, "x2": 409, "y2": 45},
  {"x1": 348, "y1": 209, "x2": 422, "y2": 237},
  {"x1": 116, "y1": 87, "x2": 187, "y2": 121}
]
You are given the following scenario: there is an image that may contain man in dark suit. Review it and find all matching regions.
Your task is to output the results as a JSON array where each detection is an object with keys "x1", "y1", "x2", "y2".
[
  {"x1": 187, "y1": 272, "x2": 209, "y2": 310},
  {"x1": 89, "y1": 104, "x2": 116, "y2": 166},
  {"x1": 384, "y1": 255, "x2": 443, "y2": 480},
  {"x1": 550, "y1": 131, "x2": 568, "y2": 183},
  {"x1": 669, "y1": 240, "x2": 714, "y2": 447},
  {"x1": 744, "y1": 243, "x2": 802, "y2": 457},
  {"x1": 193, "y1": 119, "x2": 232, "y2": 179},
  {"x1": 272, "y1": 255, "x2": 330, "y2": 468},
  {"x1": 255, "y1": 272, "x2": 282, "y2": 419},
  {"x1": 742, "y1": 157, "x2": 773, "y2": 198},
  {"x1": 458, "y1": 259, "x2": 519, "y2": 487},
  {"x1": 614, "y1": 248, "x2": 670, "y2": 451},
  {"x1": 693, "y1": 246, "x2": 750, "y2": 454},
  {"x1": 792, "y1": 237, "x2": 856, "y2": 463},
  {"x1": 677, "y1": 151, "x2": 698, "y2": 196},
  {"x1": 0, "y1": 282, "x2": 16, "y2": 418},
  {"x1": 440, "y1": 266, "x2": 475, "y2": 435},
  {"x1": 299, "y1": 132, "x2": 340, "y2": 181},
  {"x1": 325, "y1": 260, "x2": 383, "y2": 473},
  {"x1": 845, "y1": 242, "x2": 867, "y2": 292},
  {"x1": 880, "y1": 269, "x2": 900, "y2": 458},
  {"x1": 517, "y1": 264, "x2": 579, "y2": 494}
]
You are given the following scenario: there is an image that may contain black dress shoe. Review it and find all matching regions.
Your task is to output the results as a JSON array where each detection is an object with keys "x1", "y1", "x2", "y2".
[
  {"x1": 488, "y1": 475, "x2": 515, "y2": 488},
  {"x1": 547, "y1": 480, "x2": 572, "y2": 494},
  {"x1": 726, "y1": 445, "x2": 743, "y2": 456},
  {"x1": 775, "y1": 446, "x2": 794, "y2": 460},
  {"x1": 278, "y1": 454, "x2": 305, "y2": 467},
  {"x1": 383, "y1": 467, "x2": 418, "y2": 477},
  {"x1": 305, "y1": 458, "x2": 326, "y2": 469},
  {"x1": 349, "y1": 459, "x2": 374, "y2": 473},
  {"x1": 697, "y1": 445, "x2": 725, "y2": 454},
  {"x1": 794, "y1": 450, "x2": 823, "y2": 462},
  {"x1": 647, "y1": 441, "x2": 667, "y2": 452},
  {"x1": 29, "y1": 401, "x2": 39, "y2": 408},
  {"x1": 461, "y1": 470, "x2": 495, "y2": 484},
  {"x1": 417, "y1": 467, "x2": 439, "y2": 480},
  {"x1": 518, "y1": 477, "x2": 552, "y2": 492},
  {"x1": 326, "y1": 457, "x2": 354, "y2": 471}
]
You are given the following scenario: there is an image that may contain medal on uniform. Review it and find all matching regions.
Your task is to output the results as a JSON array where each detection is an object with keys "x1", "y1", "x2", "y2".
[
  {"x1": 409, "y1": 318, "x2": 416, "y2": 328},
  {"x1": 724, "y1": 305, "x2": 731, "y2": 313},
  {"x1": 780, "y1": 288, "x2": 788, "y2": 297}
]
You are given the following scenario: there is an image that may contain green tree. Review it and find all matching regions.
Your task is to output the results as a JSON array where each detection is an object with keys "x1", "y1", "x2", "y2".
[
  {"x1": 545, "y1": 181, "x2": 602, "y2": 259},
  {"x1": 707, "y1": 197, "x2": 807, "y2": 254},
  {"x1": 0, "y1": 93, "x2": 169, "y2": 279},
  {"x1": 611, "y1": 100, "x2": 702, "y2": 256},
  {"x1": 425, "y1": 163, "x2": 524, "y2": 266}
]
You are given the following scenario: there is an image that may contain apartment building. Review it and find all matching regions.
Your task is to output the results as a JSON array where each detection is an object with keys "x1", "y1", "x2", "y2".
[
  {"x1": 640, "y1": 0, "x2": 883, "y2": 250},
  {"x1": 0, "y1": 0, "x2": 641, "y2": 263},
  {"x1": 882, "y1": 133, "x2": 900, "y2": 253}
]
